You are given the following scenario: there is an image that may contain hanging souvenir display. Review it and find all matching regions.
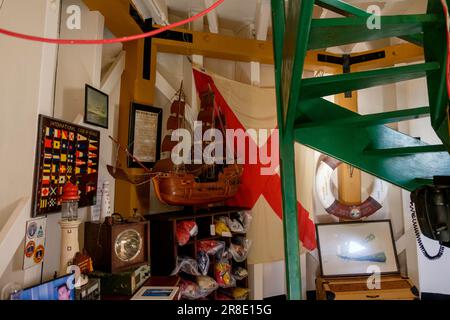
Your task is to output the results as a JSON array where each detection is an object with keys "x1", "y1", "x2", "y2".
[{"x1": 23, "y1": 217, "x2": 47, "y2": 269}]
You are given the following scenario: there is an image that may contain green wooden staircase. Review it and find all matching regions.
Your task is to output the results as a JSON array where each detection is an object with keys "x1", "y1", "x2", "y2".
[{"x1": 271, "y1": 0, "x2": 450, "y2": 300}]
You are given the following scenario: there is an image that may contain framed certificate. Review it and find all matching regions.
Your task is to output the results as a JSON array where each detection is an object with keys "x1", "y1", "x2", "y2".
[{"x1": 128, "y1": 103, "x2": 163, "y2": 168}]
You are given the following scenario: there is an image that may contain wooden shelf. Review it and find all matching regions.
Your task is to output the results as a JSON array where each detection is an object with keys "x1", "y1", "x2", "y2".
[{"x1": 146, "y1": 206, "x2": 250, "y2": 300}]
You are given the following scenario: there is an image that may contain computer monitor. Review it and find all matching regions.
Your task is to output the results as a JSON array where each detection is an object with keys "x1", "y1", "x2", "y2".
[{"x1": 11, "y1": 274, "x2": 75, "y2": 301}]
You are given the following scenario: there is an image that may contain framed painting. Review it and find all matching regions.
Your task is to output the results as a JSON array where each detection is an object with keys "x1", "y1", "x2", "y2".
[
  {"x1": 32, "y1": 115, "x2": 100, "y2": 217},
  {"x1": 316, "y1": 220, "x2": 400, "y2": 277},
  {"x1": 128, "y1": 103, "x2": 163, "y2": 168},
  {"x1": 85, "y1": 84, "x2": 109, "y2": 129}
]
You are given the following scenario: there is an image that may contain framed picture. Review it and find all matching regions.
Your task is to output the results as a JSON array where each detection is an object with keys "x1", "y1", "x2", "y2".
[
  {"x1": 131, "y1": 286, "x2": 179, "y2": 300},
  {"x1": 85, "y1": 84, "x2": 109, "y2": 129},
  {"x1": 32, "y1": 115, "x2": 100, "y2": 217},
  {"x1": 128, "y1": 103, "x2": 163, "y2": 168},
  {"x1": 316, "y1": 220, "x2": 400, "y2": 277}
]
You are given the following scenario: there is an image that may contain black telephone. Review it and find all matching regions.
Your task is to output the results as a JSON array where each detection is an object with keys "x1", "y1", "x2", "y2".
[{"x1": 410, "y1": 176, "x2": 450, "y2": 260}]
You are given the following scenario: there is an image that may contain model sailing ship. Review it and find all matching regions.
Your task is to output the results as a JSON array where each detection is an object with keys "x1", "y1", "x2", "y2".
[{"x1": 108, "y1": 83, "x2": 243, "y2": 207}]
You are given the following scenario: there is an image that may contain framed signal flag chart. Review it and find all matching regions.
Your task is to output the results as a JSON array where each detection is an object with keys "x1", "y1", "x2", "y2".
[{"x1": 32, "y1": 115, "x2": 100, "y2": 217}]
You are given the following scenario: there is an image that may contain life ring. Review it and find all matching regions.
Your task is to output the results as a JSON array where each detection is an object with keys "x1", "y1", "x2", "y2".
[{"x1": 315, "y1": 156, "x2": 389, "y2": 220}]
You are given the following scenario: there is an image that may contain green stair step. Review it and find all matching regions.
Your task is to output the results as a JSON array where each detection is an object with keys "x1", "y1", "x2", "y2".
[
  {"x1": 308, "y1": 14, "x2": 440, "y2": 50},
  {"x1": 294, "y1": 97, "x2": 450, "y2": 191},
  {"x1": 295, "y1": 107, "x2": 430, "y2": 129},
  {"x1": 424, "y1": 0, "x2": 450, "y2": 150},
  {"x1": 364, "y1": 145, "x2": 448, "y2": 156},
  {"x1": 299, "y1": 62, "x2": 440, "y2": 101},
  {"x1": 314, "y1": 0, "x2": 424, "y2": 46},
  {"x1": 315, "y1": 0, "x2": 372, "y2": 18}
]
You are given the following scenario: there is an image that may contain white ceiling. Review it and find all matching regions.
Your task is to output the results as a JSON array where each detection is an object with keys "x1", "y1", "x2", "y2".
[
  {"x1": 165, "y1": 0, "x2": 428, "y2": 25},
  {"x1": 133, "y1": 0, "x2": 428, "y2": 39}
]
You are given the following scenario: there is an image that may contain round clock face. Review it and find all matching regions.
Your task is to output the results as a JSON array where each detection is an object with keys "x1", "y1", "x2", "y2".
[{"x1": 114, "y1": 229, "x2": 143, "y2": 262}]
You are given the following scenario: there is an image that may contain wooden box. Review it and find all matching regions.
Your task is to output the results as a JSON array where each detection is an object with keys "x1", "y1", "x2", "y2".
[
  {"x1": 84, "y1": 221, "x2": 150, "y2": 273},
  {"x1": 316, "y1": 275, "x2": 419, "y2": 300}
]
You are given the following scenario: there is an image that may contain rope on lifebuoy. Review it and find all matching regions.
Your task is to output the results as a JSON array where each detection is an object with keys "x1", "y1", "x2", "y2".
[{"x1": 315, "y1": 155, "x2": 389, "y2": 220}]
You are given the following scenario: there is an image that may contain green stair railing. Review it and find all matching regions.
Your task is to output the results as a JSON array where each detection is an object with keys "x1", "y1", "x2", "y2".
[{"x1": 271, "y1": 0, "x2": 450, "y2": 300}]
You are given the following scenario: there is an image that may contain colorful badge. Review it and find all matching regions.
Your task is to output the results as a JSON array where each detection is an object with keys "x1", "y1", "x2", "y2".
[
  {"x1": 37, "y1": 226, "x2": 44, "y2": 238},
  {"x1": 27, "y1": 222, "x2": 38, "y2": 239},
  {"x1": 33, "y1": 245, "x2": 45, "y2": 264},
  {"x1": 25, "y1": 241, "x2": 36, "y2": 258}
]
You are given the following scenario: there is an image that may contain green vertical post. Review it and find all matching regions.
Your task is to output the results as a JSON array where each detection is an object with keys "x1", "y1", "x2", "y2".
[{"x1": 271, "y1": 0, "x2": 301, "y2": 300}]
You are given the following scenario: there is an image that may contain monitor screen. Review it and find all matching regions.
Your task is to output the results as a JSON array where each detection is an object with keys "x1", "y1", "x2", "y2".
[{"x1": 11, "y1": 274, "x2": 75, "y2": 301}]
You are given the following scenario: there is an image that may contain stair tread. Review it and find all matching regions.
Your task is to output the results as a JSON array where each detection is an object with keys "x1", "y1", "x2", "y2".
[
  {"x1": 299, "y1": 62, "x2": 440, "y2": 100},
  {"x1": 314, "y1": 0, "x2": 429, "y2": 46},
  {"x1": 308, "y1": 14, "x2": 440, "y2": 50},
  {"x1": 294, "y1": 97, "x2": 450, "y2": 191},
  {"x1": 294, "y1": 107, "x2": 430, "y2": 129}
]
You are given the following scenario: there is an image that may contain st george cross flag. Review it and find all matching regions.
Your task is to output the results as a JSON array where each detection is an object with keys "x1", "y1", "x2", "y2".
[{"x1": 193, "y1": 68, "x2": 316, "y2": 264}]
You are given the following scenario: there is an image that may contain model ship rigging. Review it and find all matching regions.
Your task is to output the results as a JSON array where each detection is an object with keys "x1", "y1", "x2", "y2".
[{"x1": 108, "y1": 82, "x2": 243, "y2": 206}]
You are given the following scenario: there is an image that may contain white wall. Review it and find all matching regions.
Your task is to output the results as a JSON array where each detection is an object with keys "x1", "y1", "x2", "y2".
[
  {"x1": 44, "y1": 0, "x2": 122, "y2": 280},
  {"x1": 0, "y1": 0, "x2": 123, "y2": 290},
  {"x1": 0, "y1": 0, "x2": 60, "y2": 289},
  {"x1": 397, "y1": 78, "x2": 450, "y2": 295}
]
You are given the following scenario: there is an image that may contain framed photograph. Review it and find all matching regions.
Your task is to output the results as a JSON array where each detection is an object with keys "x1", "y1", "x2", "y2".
[
  {"x1": 131, "y1": 286, "x2": 179, "y2": 300},
  {"x1": 32, "y1": 115, "x2": 100, "y2": 217},
  {"x1": 85, "y1": 84, "x2": 109, "y2": 129},
  {"x1": 128, "y1": 103, "x2": 163, "y2": 168},
  {"x1": 316, "y1": 220, "x2": 400, "y2": 277}
]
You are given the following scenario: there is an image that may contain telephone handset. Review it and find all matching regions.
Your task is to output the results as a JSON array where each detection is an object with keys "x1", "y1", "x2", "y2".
[{"x1": 410, "y1": 176, "x2": 450, "y2": 260}]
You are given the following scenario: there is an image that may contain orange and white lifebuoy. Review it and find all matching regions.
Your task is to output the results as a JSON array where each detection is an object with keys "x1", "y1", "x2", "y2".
[{"x1": 315, "y1": 156, "x2": 389, "y2": 220}]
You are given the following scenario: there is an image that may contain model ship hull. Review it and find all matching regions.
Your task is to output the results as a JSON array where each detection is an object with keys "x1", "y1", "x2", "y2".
[{"x1": 152, "y1": 166, "x2": 243, "y2": 206}]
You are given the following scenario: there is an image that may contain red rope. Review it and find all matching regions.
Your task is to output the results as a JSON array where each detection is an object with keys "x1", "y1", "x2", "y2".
[{"x1": 0, "y1": 0, "x2": 224, "y2": 45}]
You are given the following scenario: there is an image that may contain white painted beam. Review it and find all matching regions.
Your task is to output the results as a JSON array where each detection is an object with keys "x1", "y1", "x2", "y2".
[
  {"x1": 250, "y1": 61, "x2": 261, "y2": 87},
  {"x1": 144, "y1": 0, "x2": 169, "y2": 25},
  {"x1": 156, "y1": 71, "x2": 178, "y2": 102},
  {"x1": 100, "y1": 51, "x2": 126, "y2": 94},
  {"x1": 255, "y1": 0, "x2": 271, "y2": 41},
  {"x1": 131, "y1": 0, "x2": 152, "y2": 20},
  {"x1": 92, "y1": 12, "x2": 105, "y2": 89},
  {"x1": 190, "y1": 10, "x2": 204, "y2": 32},
  {"x1": 204, "y1": 0, "x2": 219, "y2": 33}
]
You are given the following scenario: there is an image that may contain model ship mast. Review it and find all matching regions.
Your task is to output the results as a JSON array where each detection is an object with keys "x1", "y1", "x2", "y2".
[
  {"x1": 107, "y1": 81, "x2": 243, "y2": 207},
  {"x1": 161, "y1": 82, "x2": 187, "y2": 162}
]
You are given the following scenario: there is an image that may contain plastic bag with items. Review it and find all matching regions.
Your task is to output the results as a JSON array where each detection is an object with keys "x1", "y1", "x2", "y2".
[
  {"x1": 229, "y1": 237, "x2": 252, "y2": 263},
  {"x1": 214, "y1": 260, "x2": 236, "y2": 288},
  {"x1": 232, "y1": 267, "x2": 248, "y2": 280},
  {"x1": 217, "y1": 216, "x2": 244, "y2": 234},
  {"x1": 197, "y1": 240, "x2": 226, "y2": 257},
  {"x1": 214, "y1": 220, "x2": 232, "y2": 237},
  {"x1": 171, "y1": 256, "x2": 201, "y2": 276},
  {"x1": 197, "y1": 251, "x2": 210, "y2": 276},
  {"x1": 237, "y1": 211, "x2": 252, "y2": 233},
  {"x1": 176, "y1": 220, "x2": 198, "y2": 246},
  {"x1": 197, "y1": 276, "x2": 218, "y2": 296},
  {"x1": 232, "y1": 288, "x2": 250, "y2": 300},
  {"x1": 179, "y1": 279, "x2": 202, "y2": 300},
  {"x1": 179, "y1": 277, "x2": 218, "y2": 300}
]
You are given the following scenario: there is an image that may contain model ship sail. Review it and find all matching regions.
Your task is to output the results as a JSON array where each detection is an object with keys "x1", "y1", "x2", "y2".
[
  {"x1": 161, "y1": 84, "x2": 187, "y2": 160},
  {"x1": 108, "y1": 82, "x2": 243, "y2": 207}
]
